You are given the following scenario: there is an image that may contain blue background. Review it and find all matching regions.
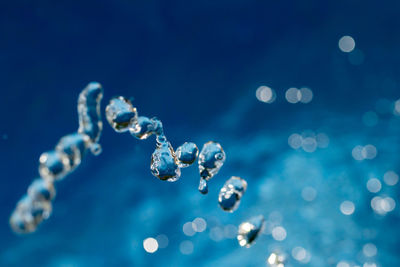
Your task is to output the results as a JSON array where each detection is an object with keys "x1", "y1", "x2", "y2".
[{"x1": 1, "y1": 0, "x2": 400, "y2": 266}]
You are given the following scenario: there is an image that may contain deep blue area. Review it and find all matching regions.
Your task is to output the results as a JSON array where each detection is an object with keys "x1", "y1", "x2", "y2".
[{"x1": 1, "y1": 1, "x2": 400, "y2": 266}]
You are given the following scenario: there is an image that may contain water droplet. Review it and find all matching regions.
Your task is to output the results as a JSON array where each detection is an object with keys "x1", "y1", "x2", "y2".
[
  {"x1": 150, "y1": 137, "x2": 181, "y2": 182},
  {"x1": 237, "y1": 215, "x2": 264, "y2": 248},
  {"x1": 130, "y1": 116, "x2": 161, "y2": 140},
  {"x1": 176, "y1": 142, "x2": 199, "y2": 167},
  {"x1": 218, "y1": 176, "x2": 247, "y2": 212},
  {"x1": 105, "y1": 96, "x2": 138, "y2": 132},
  {"x1": 56, "y1": 133, "x2": 89, "y2": 169},
  {"x1": 77, "y1": 82, "x2": 103, "y2": 145},
  {"x1": 198, "y1": 178, "x2": 208, "y2": 194},
  {"x1": 27, "y1": 179, "x2": 56, "y2": 202},
  {"x1": 198, "y1": 141, "x2": 226, "y2": 180},
  {"x1": 39, "y1": 150, "x2": 71, "y2": 181}
]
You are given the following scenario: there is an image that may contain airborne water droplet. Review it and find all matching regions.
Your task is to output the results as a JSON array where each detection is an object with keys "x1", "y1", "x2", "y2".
[
  {"x1": 198, "y1": 178, "x2": 208, "y2": 194},
  {"x1": 176, "y1": 142, "x2": 199, "y2": 168},
  {"x1": 105, "y1": 96, "x2": 138, "y2": 133},
  {"x1": 27, "y1": 179, "x2": 56, "y2": 202},
  {"x1": 39, "y1": 150, "x2": 71, "y2": 181},
  {"x1": 198, "y1": 141, "x2": 226, "y2": 180},
  {"x1": 130, "y1": 116, "x2": 160, "y2": 140},
  {"x1": 237, "y1": 215, "x2": 264, "y2": 248},
  {"x1": 150, "y1": 137, "x2": 181, "y2": 182},
  {"x1": 56, "y1": 133, "x2": 89, "y2": 169},
  {"x1": 218, "y1": 176, "x2": 247, "y2": 212}
]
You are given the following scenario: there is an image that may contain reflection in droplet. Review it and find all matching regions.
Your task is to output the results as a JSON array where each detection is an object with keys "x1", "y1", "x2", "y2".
[
  {"x1": 237, "y1": 215, "x2": 264, "y2": 248},
  {"x1": 198, "y1": 178, "x2": 208, "y2": 194},
  {"x1": 218, "y1": 176, "x2": 247, "y2": 212}
]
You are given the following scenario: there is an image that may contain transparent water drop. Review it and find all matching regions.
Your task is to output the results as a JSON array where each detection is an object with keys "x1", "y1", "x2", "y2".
[
  {"x1": 27, "y1": 179, "x2": 56, "y2": 202},
  {"x1": 77, "y1": 82, "x2": 103, "y2": 153},
  {"x1": 89, "y1": 143, "x2": 102, "y2": 156},
  {"x1": 56, "y1": 133, "x2": 89, "y2": 169},
  {"x1": 39, "y1": 150, "x2": 71, "y2": 181},
  {"x1": 176, "y1": 142, "x2": 199, "y2": 167},
  {"x1": 237, "y1": 215, "x2": 264, "y2": 248},
  {"x1": 218, "y1": 176, "x2": 247, "y2": 212},
  {"x1": 198, "y1": 141, "x2": 226, "y2": 180},
  {"x1": 9, "y1": 207, "x2": 36, "y2": 234},
  {"x1": 198, "y1": 178, "x2": 208, "y2": 194},
  {"x1": 130, "y1": 116, "x2": 158, "y2": 140},
  {"x1": 106, "y1": 96, "x2": 138, "y2": 132},
  {"x1": 150, "y1": 137, "x2": 181, "y2": 182}
]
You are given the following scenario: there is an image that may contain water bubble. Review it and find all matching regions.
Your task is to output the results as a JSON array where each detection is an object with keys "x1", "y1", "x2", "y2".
[
  {"x1": 27, "y1": 179, "x2": 56, "y2": 202},
  {"x1": 39, "y1": 150, "x2": 71, "y2": 181},
  {"x1": 198, "y1": 178, "x2": 208, "y2": 194},
  {"x1": 150, "y1": 137, "x2": 181, "y2": 182},
  {"x1": 237, "y1": 215, "x2": 264, "y2": 248},
  {"x1": 176, "y1": 142, "x2": 199, "y2": 167},
  {"x1": 267, "y1": 252, "x2": 286, "y2": 267},
  {"x1": 56, "y1": 133, "x2": 89, "y2": 169},
  {"x1": 218, "y1": 176, "x2": 247, "y2": 212},
  {"x1": 198, "y1": 141, "x2": 226, "y2": 181},
  {"x1": 130, "y1": 116, "x2": 161, "y2": 140},
  {"x1": 105, "y1": 96, "x2": 138, "y2": 133},
  {"x1": 77, "y1": 82, "x2": 103, "y2": 149}
]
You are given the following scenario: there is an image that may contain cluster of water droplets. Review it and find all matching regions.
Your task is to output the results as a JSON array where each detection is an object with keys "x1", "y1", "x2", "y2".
[{"x1": 10, "y1": 82, "x2": 103, "y2": 234}]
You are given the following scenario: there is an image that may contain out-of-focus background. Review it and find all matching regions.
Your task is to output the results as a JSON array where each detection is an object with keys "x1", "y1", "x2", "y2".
[{"x1": 1, "y1": 0, "x2": 400, "y2": 266}]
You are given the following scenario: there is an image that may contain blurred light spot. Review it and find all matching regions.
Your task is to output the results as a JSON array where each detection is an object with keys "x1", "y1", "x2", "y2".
[
  {"x1": 366, "y1": 178, "x2": 381, "y2": 193},
  {"x1": 183, "y1": 221, "x2": 196, "y2": 236},
  {"x1": 348, "y1": 49, "x2": 364, "y2": 65},
  {"x1": 301, "y1": 186, "x2": 317, "y2": 202},
  {"x1": 179, "y1": 240, "x2": 194, "y2": 255},
  {"x1": 269, "y1": 211, "x2": 283, "y2": 223},
  {"x1": 156, "y1": 234, "x2": 169, "y2": 249},
  {"x1": 363, "y1": 243, "x2": 377, "y2": 257},
  {"x1": 143, "y1": 237, "x2": 158, "y2": 253},
  {"x1": 362, "y1": 111, "x2": 378, "y2": 127},
  {"x1": 363, "y1": 262, "x2": 377, "y2": 267},
  {"x1": 209, "y1": 226, "x2": 224, "y2": 242},
  {"x1": 292, "y1": 247, "x2": 311, "y2": 263},
  {"x1": 371, "y1": 196, "x2": 396, "y2": 215},
  {"x1": 272, "y1": 226, "x2": 287, "y2": 241},
  {"x1": 302, "y1": 137, "x2": 317, "y2": 153},
  {"x1": 192, "y1": 217, "x2": 207, "y2": 232},
  {"x1": 337, "y1": 261, "x2": 350, "y2": 267},
  {"x1": 352, "y1": 146, "x2": 364, "y2": 160},
  {"x1": 223, "y1": 224, "x2": 237, "y2": 239},
  {"x1": 375, "y1": 98, "x2": 393, "y2": 114},
  {"x1": 362, "y1": 145, "x2": 377, "y2": 159},
  {"x1": 285, "y1": 88, "x2": 301, "y2": 104},
  {"x1": 288, "y1": 133, "x2": 302, "y2": 149},
  {"x1": 339, "y1": 36, "x2": 355, "y2": 53},
  {"x1": 299, "y1": 87, "x2": 313, "y2": 103},
  {"x1": 383, "y1": 171, "x2": 399, "y2": 186},
  {"x1": 256, "y1": 86, "x2": 276, "y2": 103},
  {"x1": 394, "y1": 99, "x2": 400, "y2": 116},
  {"x1": 340, "y1": 201, "x2": 355, "y2": 215},
  {"x1": 316, "y1": 133, "x2": 330, "y2": 148}
]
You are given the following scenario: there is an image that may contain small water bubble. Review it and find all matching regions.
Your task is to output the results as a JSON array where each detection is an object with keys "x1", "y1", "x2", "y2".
[
  {"x1": 218, "y1": 176, "x2": 247, "y2": 212},
  {"x1": 237, "y1": 215, "x2": 264, "y2": 248},
  {"x1": 105, "y1": 96, "x2": 138, "y2": 132},
  {"x1": 39, "y1": 150, "x2": 71, "y2": 181},
  {"x1": 267, "y1": 252, "x2": 286, "y2": 267},
  {"x1": 198, "y1": 178, "x2": 208, "y2": 194},
  {"x1": 198, "y1": 141, "x2": 226, "y2": 180},
  {"x1": 150, "y1": 137, "x2": 181, "y2": 182},
  {"x1": 27, "y1": 179, "x2": 56, "y2": 202},
  {"x1": 176, "y1": 142, "x2": 199, "y2": 167}
]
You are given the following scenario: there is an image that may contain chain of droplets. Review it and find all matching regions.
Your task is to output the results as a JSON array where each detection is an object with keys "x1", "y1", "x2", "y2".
[
  {"x1": 105, "y1": 96, "x2": 265, "y2": 247},
  {"x1": 9, "y1": 82, "x2": 103, "y2": 234}
]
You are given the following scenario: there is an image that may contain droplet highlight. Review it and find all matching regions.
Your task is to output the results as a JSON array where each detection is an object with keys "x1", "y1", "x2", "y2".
[
  {"x1": 237, "y1": 215, "x2": 264, "y2": 248},
  {"x1": 218, "y1": 176, "x2": 247, "y2": 212}
]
